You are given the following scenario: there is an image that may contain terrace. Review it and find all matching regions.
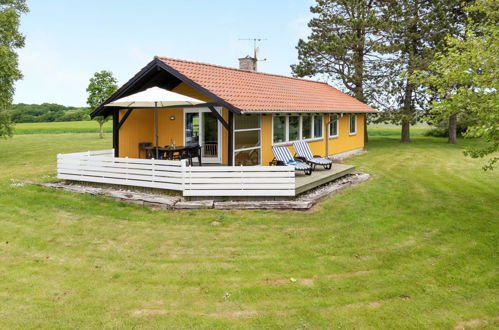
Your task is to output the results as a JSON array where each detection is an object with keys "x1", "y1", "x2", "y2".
[{"x1": 56, "y1": 149, "x2": 355, "y2": 198}]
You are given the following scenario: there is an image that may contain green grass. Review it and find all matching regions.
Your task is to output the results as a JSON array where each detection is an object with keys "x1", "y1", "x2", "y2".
[
  {"x1": 368, "y1": 123, "x2": 431, "y2": 137},
  {"x1": 0, "y1": 130, "x2": 498, "y2": 328},
  {"x1": 13, "y1": 120, "x2": 112, "y2": 134}
]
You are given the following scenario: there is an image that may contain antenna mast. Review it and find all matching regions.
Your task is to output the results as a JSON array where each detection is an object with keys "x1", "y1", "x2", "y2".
[{"x1": 238, "y1": 38, "x2": 267, "y2": 61}]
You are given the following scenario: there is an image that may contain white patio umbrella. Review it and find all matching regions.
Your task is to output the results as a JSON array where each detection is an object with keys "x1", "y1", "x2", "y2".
[{"x1": 105, "y1": 87, "x2": 206, "y2": 158}]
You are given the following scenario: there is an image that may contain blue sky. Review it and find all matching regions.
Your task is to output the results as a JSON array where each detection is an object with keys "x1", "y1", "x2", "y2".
[{"x1": 14, "y1": 0, "x2": 313, "y2": 106}]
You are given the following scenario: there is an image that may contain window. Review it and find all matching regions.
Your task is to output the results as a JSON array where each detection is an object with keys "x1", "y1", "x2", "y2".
[
  {"x1": 234, "y1": 130, "x2": 260, "y2": 150},
  {"x1": 272, "y1": 114, "x2": 325, "y2": 144},
  {"x1": 349, "y1": 114, "x2": 357, "y2": 135},
  {"x1": 301, "y1": 116, "x2": 312, "y2": 139},
  {"x1": 329, "y1": 115, "x2": 338, "y2": 137},
  {"x1": 233, "y1": 114, "x2": 261, "y2": 165},
  {"x1": 288, "y1": 116, "x2": 300, "y2": 141},
  {"x1": 313, "y1": 115, "x2": 323, "y2": 138},
  {"x1": 273, "y1": 115, "x2": 286, "y2": 143},
  {"x1": 235, "y1": 114, "x2": 260, "y2": 129}
]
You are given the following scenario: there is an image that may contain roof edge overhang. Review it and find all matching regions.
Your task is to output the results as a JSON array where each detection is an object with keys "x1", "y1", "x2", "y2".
[
  {"x1": 238, "y1": 109, "x2": 378, "y2": 114},
  {"x1": 90, "y1": 57, "x2": 242, "y2": 118}
]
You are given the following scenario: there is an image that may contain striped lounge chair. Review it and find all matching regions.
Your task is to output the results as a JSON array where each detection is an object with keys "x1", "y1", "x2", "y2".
[
  {"x1": 271, "y1": 146, "x2": 312, "y2": 175},
  {"x1": 293, "y1": 140, "x2": 333, "y2": 170}
]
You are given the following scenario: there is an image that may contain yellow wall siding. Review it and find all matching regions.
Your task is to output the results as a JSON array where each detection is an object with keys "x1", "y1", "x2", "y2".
[
  {"x1": 117, "y1": 81, "x2": 365, "y2": 163},
  {"x1": 118, "y1": 109, "x2": 154, "y2": 158},
  {"x1": 327, "y1": 114, "x2": 364, "y2": 156},
  {"x1": 261, "y1": 113, "x2": 365, "y2": 164},
  {"x1": 157, "y1": 108, "x2": 184, "y2": 148},
  {"x1": 117, "y1": 83, "x2": 231, "y2": 164},
  {"x1": 261, "y1": 115, "x2": 273, "y2": 165}
]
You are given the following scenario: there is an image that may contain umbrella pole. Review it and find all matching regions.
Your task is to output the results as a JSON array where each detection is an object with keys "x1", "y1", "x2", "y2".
[{"x1": 155, "y1": 103, "x2": 159, "y2": 159}]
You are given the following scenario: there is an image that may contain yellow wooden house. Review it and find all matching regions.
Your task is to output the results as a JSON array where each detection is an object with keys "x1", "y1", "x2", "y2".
[{"x1": 91, "y1": 56, "x2": 376, "y2": 166}]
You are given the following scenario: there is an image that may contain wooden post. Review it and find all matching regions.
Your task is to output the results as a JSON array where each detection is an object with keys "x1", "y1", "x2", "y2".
[
  {"x1": 113, "y1": 109, "x2": 119, "y2": 157},
  {"x1": 228, "y1": 111, "x2": 234, "y2": 166}
]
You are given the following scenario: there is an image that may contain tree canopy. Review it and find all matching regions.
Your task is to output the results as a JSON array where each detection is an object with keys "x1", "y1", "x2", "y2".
[
  {"x1": 415, "y1": 0, "x2": 498, "y2": 169},
  {"x1": 86, "y1": 70, "x2": 118, "y2": 138},
  {"x1": 0, "y1": 0, "x2": 28, "y2": 138}
]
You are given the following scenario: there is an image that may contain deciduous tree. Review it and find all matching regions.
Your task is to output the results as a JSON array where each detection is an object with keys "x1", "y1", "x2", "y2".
[
  {"x1": 86, "y1": 70, "x2": 118, "y2": 139},
  {"x1": 291, "y1": 0, "x2": 385, "y2": 143},
  {"x1": 0, "y1": 0, "x2": 28, "y2": 138},
  {"x1": 415, "y1": 0, "x2": 498, "y2": 169},
  {"x1": 376, "y1": 0, "x2": 470, "y2": 142}
]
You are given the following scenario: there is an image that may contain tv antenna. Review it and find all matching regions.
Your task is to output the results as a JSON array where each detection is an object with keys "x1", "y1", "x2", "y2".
[{"x1": 238, "y1": 38, "x2": 268, "y2": 61}]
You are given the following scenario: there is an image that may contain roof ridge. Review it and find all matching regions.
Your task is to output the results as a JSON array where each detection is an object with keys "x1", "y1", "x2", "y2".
[{"x1": 155, "y1": 56, "x2": 333, "y2": 87}]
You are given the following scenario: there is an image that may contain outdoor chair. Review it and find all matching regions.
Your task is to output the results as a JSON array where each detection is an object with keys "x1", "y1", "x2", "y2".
[
  {"x1": 138, "y1": 142, "x2": 153, "y2": 159},
  {"x1": 270, "y1": 146, "x2": 312, "y2": 175},
  {"x1": 293, "y1": 140, "x2": 332, "y2": 170},
  {"x1": 182, "y1": 145, "x2": 202, "y2": 166}
]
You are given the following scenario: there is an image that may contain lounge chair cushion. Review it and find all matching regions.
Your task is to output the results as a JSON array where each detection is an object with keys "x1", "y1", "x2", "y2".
[
  {"x1": 272, "y1": 146, "x2": 311, "y2": 172},
  {"x1": 293, "y1": 141, "x2": 332, "y2": 165}
]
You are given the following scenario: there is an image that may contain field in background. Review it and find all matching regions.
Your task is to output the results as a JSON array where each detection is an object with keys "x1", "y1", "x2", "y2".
[
  {"x1": 13, "y1": 121, "x2": 112, "y2": 134},
  {"x1": 0, "y1": 124, "x2": 497, "y2": 328},
  {"x1": 12, "y1": 120, "x2": 430, "y2": 136}
]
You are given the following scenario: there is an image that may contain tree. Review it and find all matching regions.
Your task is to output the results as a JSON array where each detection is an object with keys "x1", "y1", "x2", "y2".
[
  {"x1": 291, "y1": 0, "x2": 385, "y2": 144},
  {"x1": 415, "y1": 0, "x2": 498, "y2": 169},
  {"x1": 86, "y1": 70, "x2": 118, "y2": 138},
  {"x1": 0, "y1": 111, "x2": 13, "y2": 138},
  {"x1": 375, "y1": 0, "x2": 470, "y2": 142},
  {"x1": 0, "y1": 0, "x2": 28, "y2": 138}
]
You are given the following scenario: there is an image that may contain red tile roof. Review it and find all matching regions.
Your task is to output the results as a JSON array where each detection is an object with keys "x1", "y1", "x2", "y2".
[{"x1": 157, "y1": 57, "x2": 376, "y2": 113}]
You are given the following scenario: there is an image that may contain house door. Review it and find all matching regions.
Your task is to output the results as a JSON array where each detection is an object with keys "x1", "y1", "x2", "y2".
[{"x1": 184, "y1": 108, "x2": 222, "y2": 163}]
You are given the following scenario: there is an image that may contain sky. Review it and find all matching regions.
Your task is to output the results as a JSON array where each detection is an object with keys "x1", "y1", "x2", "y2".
[{"x1": 13, "y1": 0, "x2": 314, "y2": 107}]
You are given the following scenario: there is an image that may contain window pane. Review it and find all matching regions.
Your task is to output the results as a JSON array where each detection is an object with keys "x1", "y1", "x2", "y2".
[
  {"x1": 235, "y1": 114, "x2": 260, "y2": 129},
  {"x1": 234, "y1": 148, "x2": 260, "y2": 166},
  {"x1": 313, "y1": 115, "x2": 323, "y2": 138},
  {"x1": 350, "y1": 115, "x2": 356, "y2": 133},
  {"x1": 235, "y1": 130, "x2": 260, "y2": 150},
  {"x1": 329, "y1": 115, "x2": 338, "y2": 136},
  {"x1": 302, "y1": 116, "x2": 311, "y2": 139},
  {"x1": 273, "y1": 116, "x2": 286, "y2": 143},
  {"x1": 289, "y1": 116, "x2": 300, "y2": 141}
]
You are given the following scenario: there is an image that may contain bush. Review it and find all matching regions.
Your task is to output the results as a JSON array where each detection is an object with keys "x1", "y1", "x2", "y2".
[{"x1": 424, "y1": 113, "x2": 477, "y2": 138}]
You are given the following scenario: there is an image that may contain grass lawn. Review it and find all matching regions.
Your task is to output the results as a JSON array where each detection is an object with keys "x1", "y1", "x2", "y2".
[
  {"x1": 0, "y1": 128, "x2": 497, "y2": 328},
  {"x1": 13, "y1": 120, "x2": 112, "y2": 134}
]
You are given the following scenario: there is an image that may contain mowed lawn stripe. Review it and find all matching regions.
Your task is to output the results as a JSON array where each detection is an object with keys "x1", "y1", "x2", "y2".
[{"x1": 0, "y1": 132, "x2": 497, "y2": 328}]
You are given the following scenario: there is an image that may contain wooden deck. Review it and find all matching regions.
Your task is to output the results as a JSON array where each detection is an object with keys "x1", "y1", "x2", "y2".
[{"x1": 295, "y1": 163, "x2": 355, "y2": 195}]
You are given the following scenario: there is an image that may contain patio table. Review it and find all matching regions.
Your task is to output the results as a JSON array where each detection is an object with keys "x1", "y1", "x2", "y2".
[{"x1": 144, "y1": 144, "x2": 201, "y2": 166}]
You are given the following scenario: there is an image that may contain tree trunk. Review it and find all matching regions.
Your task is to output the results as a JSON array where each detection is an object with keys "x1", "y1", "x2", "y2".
[
  {"x1": 448, "y1": 113, "x2": 457, "y2": 144},
  {"x1": 401, "y1": 119, "x2": 410, "y2": 142},
  {"x1": 99, "y1": 122, "x2": 104, "y2": 139},
  {"x1": 364, "y1": 114, "x2": 368, "y2": 143}
]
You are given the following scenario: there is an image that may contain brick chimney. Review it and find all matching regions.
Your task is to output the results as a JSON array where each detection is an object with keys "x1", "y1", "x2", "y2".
[{"x1": 238, "y1": 56, "x2": 257, "y2": 72}]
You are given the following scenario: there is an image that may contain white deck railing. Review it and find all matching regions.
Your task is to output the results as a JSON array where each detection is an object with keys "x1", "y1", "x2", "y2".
[{"x1": 57, "y1": 149, "x2": 295, "y2": 197}]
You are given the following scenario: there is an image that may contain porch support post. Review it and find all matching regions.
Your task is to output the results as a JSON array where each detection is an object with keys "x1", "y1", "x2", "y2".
[
  {"x1": 207, "y1": 105, "x2": 234, "y2": 165},
  {"x1": 118, "y1": 108, "x2": 133, "y2": 129},
  {"x1": 113, "y1": 109, "x2": 119, "y2": 157},
  {"x1": 207, "y1": 105, "x2": 229, "y2": 131},
  {"x1": 228, "y1": 111, "x2": 234, "y2": 166}
]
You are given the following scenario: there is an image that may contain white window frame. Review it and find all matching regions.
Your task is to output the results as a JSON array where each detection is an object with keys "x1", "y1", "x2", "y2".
[
  {"x1": 272, "y1": 114, "x2": 324, "y2": 146},
  {"x1": 313, "y1": 115, "x2": 323, "y2": 139},
  {"x1": 349, "y1": 114, "x2": 357, "y2": 136},
  {"x1": 288, "y1": 115, "x2": 301, "y2": 142},
  {"x1": 329, "y1": 115, "x2": 339, "y2": 138},
  {"x1": 232, "y1": 114, "x2": 261, "y2": 165},
  {"x1": 183, "y1": 107, "x2": 222, "y2": 164},
  {"x1": 272, "y1": 115, "x2": 288, "y2": 144}
]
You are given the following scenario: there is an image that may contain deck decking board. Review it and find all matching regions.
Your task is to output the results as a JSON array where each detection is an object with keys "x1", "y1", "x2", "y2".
[{"x1": 295, "y1": 164, "x2": 355, "y2": 195}]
